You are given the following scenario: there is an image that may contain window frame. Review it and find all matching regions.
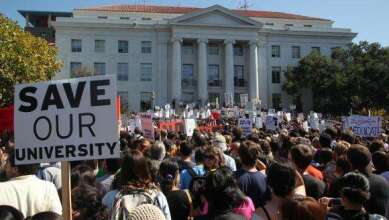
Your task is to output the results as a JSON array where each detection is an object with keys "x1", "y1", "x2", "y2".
[
  {"x1": 118, "y1": 40, "x2": 128, "y2": 53},
  {"x1": 94, "y1": 39, "x2": 106, "y2": 53},
  {"x1": 271, "y1": 66, "x2": 281, "y2": 84},
  {"x1": 117, "y1": 63, "x2": 129, "y2": 81},
  {"x1": 271, "y1": 45, "x2": 281, "y2": 58},
  {"x1": 94, "y1": 62, "x2": 106, "y2": 76},
  {"x1": 71, "y1": 39, "x2": 82, "y2": 52},
  {"x1": 140, "y1": 63, "x2": 152, "y2": 81},
  {"x1": 141, "y1": 41, "x2": 152, "y2": 54},
  {"x1": 292, "y1": 46, "x2": 301, "y2": 59},
  {"x1": 208, "y1": 64, "x2": 221, "y2": 87},
  {"x1": 234, "y1": 65, "x2": 245, "y2": 87}
]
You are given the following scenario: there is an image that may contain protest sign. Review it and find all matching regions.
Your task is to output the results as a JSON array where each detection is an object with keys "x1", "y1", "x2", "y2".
[
  {"x1": 239, "y1": 118, "x2": 252, "y2": 136},
  {"x1": 140, "y1": 112, "x2": 154, "y2": 140},
  {"x1": 184, "y1": 119, "x2": 196, "y2": 137},
  {"x1": 343, "y1": 115, "x2": 382, "y2": 137},
  {"x1": 255, "y1": 117, "x2": 263, "y2": 129},
  {"x1": 14, "y1": 75, "x2": 119, "y2": 165},
  {"x1": 265, "y1": 115, "x2": 277, "y2": 131}
]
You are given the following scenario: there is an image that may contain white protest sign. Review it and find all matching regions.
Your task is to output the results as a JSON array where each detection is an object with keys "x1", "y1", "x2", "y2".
[
  {"x1": 14, "y1": 75, "x2": 119, "y2": 165},
  {"x1": 239, "y1": 118, "x2": 252, "y2": 136},
  {"x1": 303, "y1": 121, "x2": 309, "y2": 132},
  {"x1": 343, "y1": 115, "x2": 382, "y2": 137},
  {"x1": 309, "y1": 112, "x2": 320, "y2": 129},
  {"x1": 139, "y1": 112, "x2": 154, "y2": 140},
  {"x1": 285, "y1": 113, "x2": 292, "y2": 122},
  {"x1": 268, "y1": 108, "x2": 276, "y2": 115},
  {"x1": 255, "y1": 117, "x2": 263, "y2": 129},
  {"x1": 265, "y1": 115, "x2": 277, "y2": 131},
  {"x1": 184, "y1": 119, "x2": 196, "y2": 137},
  {"x1": 128, "y1": 119, "x2": 136, "y2": 133}
]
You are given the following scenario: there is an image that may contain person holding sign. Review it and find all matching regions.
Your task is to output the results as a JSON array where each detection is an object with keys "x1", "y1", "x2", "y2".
[{"x1": 0, "y1": 150, "x2": 62, "y2": 218}]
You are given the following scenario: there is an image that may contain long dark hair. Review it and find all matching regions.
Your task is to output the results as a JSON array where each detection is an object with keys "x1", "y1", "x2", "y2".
[
  {"x1": 158, "y1": 158, "x2": 179, "y2": 195},
  {"x1": 120, "y1": 150, "x2": 153, "y2": 190},
  {"x1": 205, "y1": 167, "x2": 246, "y2": 217}
]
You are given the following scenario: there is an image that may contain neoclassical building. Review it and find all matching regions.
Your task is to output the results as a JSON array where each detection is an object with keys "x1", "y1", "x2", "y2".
[{"x1": 51, "y1": 4, "x2": 356, "y2": 111}]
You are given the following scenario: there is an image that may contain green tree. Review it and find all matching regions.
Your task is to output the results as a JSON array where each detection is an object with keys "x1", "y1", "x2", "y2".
[
  {"x1": 0, "y1": 15, "x2": 62, "y2": 107},
  {"x1": 283, "y1": 42, "x2": 389, "y2": 115}
]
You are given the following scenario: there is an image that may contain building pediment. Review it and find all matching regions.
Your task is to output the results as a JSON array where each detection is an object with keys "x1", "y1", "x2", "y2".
[{"x1": 169, "y1": 5, "x2": 262, "y2": 28}]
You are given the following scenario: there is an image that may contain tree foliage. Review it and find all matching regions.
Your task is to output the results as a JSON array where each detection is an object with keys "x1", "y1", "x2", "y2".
[
  {"x1": 283, "y1": 41, "x2": 389, "y2": 115},
  {"x1": 0, "y1": 15, "x2": 62, "y2": 107}
]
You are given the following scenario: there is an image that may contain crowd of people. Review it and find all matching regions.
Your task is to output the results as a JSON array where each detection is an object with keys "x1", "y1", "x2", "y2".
[{"x1": 0, "y1": 116, "x2": 388, "y2": 220}]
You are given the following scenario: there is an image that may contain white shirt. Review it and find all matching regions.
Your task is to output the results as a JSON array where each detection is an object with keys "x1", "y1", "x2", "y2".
[{"x1": 0, "y1": 175, "x2": 62, "y2": 218}]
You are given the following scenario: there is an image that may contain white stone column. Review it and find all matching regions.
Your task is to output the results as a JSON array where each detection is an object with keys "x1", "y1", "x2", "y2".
[
  {"x1": 197, "y1": 38, "x2": 208, "y2": 105},
  {"x1": 171, "y1": 37, "x2": 182, "y2": 102},
  {"x1": 258, "y1": 42, "x2": 269, "y2": 107},
  {"x1": 249, "y1": 40, "x2": 259, "y2": 100},
  {"x1": 224, "y1": 39, "x2": 235, "y2": 97}
]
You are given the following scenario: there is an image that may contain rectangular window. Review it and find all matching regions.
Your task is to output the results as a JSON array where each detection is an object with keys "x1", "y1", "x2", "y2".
[
  {"x1": 265, "y1": 22, "x2": 274, "y2": 26},
  {"x1": 286, "y1": 24, "x2": 294, "y2": 27},
  {"x1": 271, "y1": 45, "x2": 281, "y2": 58},
  {"x1": 118, "y1": 91, "x2": 128, "y2": 110},
  {"x1": 304, "y1": 24, "x2": 313, "y2": 27},
  {"x1": 234, "y1": 65, "x2": 244, "y2": 87},
  {"x1": 95, "y1": 40, "x2": 105, "y2": 53},
  {"x1": 272, "y1": 93, "x2": 282, "y2": 109},
  {"x1": 120, "y1": 17, "x2": 130, "y2": 20},
  {"x1": 118, "y1": 40, "x2": 128, "y2": 53},
  {"x1": 94, "y1": 63, "x2": 106, "y2": 76},
  {"x1": 208, "y1": 43, "x2": 219, "y2": 55},
  {"x1": 233, "y1": 44, "x2": 244, "y2": 56},
  {"x1": 141, "y1": 41, "x2": 152, "y2": 54},
  {"x1": 70, "y1": 62, "x2": 82, "y2": 77},
  {"x1": 140, "y1": 63, "x2": 152, "y2": 81},
  {"x1": 117, "y1": 63, "x2": 129, "y2": 81},
  {"x1": 292, "y1": 46, "x2": 301, "y2": 58},
  {"x1": 97, "y1": 16, "x2": 107, "y2": 19},
  {"x1": 208, "y1": 64, "x2": 220, "y2": 87},
  {"x1": 140, "y1": 92, "x2": 153, "y2": 111},
  {"x1": 71, "y1": 39, "x2": 82, "y2": 52},
  {"x1": 183, "y1": 42, "x2": 194, "y2": 55},
  {"x1": 312, "y1": 47, "x2": 321, "y2": 54},
  {"x1": 272, "y1": 67, "x2": 281, "y2": 84},
  {"x1": 142, "y1": 17, "x2": 151, "y2": 21},
  {"x1": 182, "y1": 64, "x2": 195, "y2": 87}
]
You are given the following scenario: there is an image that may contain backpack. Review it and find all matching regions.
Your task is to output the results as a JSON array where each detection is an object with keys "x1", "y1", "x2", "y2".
[
  {"x1": 187, "y1": 168, "x2": 207, "y2": 210},
  {"x1": 110, "y1": 188, "x2": 160, "y2": 220}
]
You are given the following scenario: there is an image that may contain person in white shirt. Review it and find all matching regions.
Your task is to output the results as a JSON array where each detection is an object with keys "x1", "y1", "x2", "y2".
[{"x1": 0, "y1": 150, "x2": 62, "y2": 218}]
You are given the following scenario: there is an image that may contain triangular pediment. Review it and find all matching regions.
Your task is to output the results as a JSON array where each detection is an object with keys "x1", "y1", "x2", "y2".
[{"x1": 169, "y1": 5, "x2": 262, "y2": 28}]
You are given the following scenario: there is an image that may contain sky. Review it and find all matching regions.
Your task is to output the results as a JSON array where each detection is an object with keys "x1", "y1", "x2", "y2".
[{"x1": 0, "y1": 0, "x2": 388, "y2": 46}]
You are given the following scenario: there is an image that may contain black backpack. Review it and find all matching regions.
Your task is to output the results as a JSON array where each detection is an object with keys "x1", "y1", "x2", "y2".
[{"x1": 187, "y1": 168, "x2": 206, "y2": 210}]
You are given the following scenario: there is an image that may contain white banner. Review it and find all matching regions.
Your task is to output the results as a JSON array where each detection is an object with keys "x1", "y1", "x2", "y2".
[
  {"x1": 343, "y1": 115, "x2": 382, "y2": 137},
  {"x1": 184, "y1": 119, "x2": 196, "y2": 137},
  {"x1": 140, "y1": 112, "x2": 154, "y2": 140},
  {"x1": 14, "y1": 75, "x2": 119, "y2": 165}
]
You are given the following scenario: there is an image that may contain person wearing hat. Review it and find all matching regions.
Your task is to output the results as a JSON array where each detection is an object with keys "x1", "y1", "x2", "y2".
[{"x1": 212, "y1": 133, "x2": 236, "y2": 171}]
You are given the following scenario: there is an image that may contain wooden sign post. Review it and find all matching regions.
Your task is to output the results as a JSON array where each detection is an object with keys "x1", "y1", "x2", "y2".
[{"x1": 61, "y1": 161, "x2": 72, "y2": 220}]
